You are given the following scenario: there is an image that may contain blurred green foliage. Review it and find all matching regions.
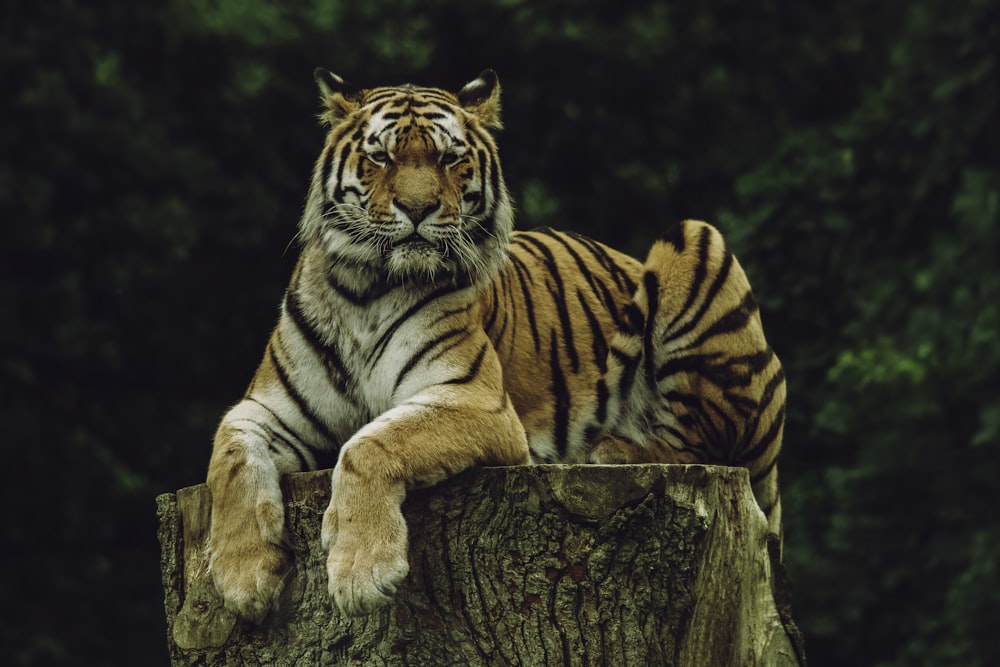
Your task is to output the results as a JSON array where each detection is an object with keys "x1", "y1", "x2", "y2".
[{"x1": 1, "y1": 0, "x2": 996, "y2": 664}]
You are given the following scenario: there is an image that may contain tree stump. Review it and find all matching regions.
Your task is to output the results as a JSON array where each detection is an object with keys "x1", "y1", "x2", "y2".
[{"x1": 156, "y1": 464, "x2": 805, "y2": 666}]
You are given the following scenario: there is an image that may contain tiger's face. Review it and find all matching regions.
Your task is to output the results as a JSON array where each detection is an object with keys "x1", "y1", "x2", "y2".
[{"x1": 303, "y1": 70, "x2": 513, "y2": 288}]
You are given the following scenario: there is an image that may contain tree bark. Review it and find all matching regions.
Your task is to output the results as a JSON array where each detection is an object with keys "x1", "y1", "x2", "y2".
[{"x1": 156, "y1": 464, "x2": 806, "y2": 666}]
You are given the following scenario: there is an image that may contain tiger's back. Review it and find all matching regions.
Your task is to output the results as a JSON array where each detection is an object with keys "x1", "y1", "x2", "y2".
[{"x1": 480, "y1": 229, "x2": 639, "y2": 462}]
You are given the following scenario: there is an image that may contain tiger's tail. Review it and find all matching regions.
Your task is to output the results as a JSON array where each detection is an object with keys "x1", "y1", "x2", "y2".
[{"x1": 607, "y1": 220, "x2": 786, "y2": 540}]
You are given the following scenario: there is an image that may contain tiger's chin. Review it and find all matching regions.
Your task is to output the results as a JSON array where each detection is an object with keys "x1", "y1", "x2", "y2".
[{"x1": 385, "y1": 244, "x2": 459, "y2": 284}]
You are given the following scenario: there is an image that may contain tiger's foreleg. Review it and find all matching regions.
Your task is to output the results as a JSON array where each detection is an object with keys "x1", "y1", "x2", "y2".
[
  {"x1": 206, "y1": 399, "x2": 313, "y2": 622},
  {"x1": 322, "y1": 380, "x2": 528, "y2": 616}
]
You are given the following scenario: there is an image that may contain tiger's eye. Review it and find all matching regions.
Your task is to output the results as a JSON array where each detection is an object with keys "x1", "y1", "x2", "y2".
[
  {"x1": 368, "y1": 151, "x2": 390, "y2": 165},
  {"x1": 441, "y1": 151, "x2": 462, "y2": 166}
]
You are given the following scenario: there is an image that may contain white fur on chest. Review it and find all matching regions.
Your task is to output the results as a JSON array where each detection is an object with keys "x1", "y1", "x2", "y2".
[{"x1": 286, "y1": 282, "x2": 475, "y2": 442}]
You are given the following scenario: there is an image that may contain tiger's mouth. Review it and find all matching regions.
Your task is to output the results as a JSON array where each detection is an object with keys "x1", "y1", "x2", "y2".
[{"x1": 392, "y1": 233, "x2": 440, "y2": 251}]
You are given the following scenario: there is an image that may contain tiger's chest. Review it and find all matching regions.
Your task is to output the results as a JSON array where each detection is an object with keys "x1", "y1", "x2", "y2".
[{"x1": 295, "y1": 282, "x2": 483, "y2": 432}]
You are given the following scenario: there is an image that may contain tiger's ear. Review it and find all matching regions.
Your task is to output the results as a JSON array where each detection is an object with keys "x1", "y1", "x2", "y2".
[
  {"x1": 314, "y1": 68, "x2": 362, "y2": 126},
  {"x1": 457, "y1": 69, "x2": 502, "y2": 130}
]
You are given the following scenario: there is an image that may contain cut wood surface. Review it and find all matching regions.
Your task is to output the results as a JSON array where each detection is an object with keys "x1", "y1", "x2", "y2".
[{"x1": 156, "y1": 464, "x2": 805, "y2": 666}]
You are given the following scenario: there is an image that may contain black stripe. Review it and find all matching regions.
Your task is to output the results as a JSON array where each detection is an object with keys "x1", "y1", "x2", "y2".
[
  {"x1": 406, "y1": 97, "x2": 457, "y2": 111},
  {"x1": 576, "y1": 288, "x2": 608, "y2": 373},
  {"x1": 245, "y1": 398, "x2": 303, "y2": 442},
  {"x1": 662, "y1": 389, "x2": 723, "y2": 450},
  {"x1": 658, "y1": 348, "x2": 775, "y2": 392},
  {"x1": 365, "y1": 90, "x2": 406, "y2": 106},
  {"x1": 656, "y1": 353, "x2": 711, "y2": 383},
  {"x1": 723, "y1": 349, "x2": 776, "y2": 387},
  {"x1": 385, "y1": 92, "x2": 413, "y2": 106},
  {"x1": 725, "y1": 349, "x2": 775, "y2": 389},
  {"x1": 471, "y1": 210, "x2": 496, "y2": 243},
  {"x1": 536, "y1": 229, "x2": 614, "y2": 309},
  {"x1": 491, "y1": 279, "x2": 511, "y2": 346},
  {"x1": 655, "y1": 423, "x2": 690, "y2": 449},
  {"x1": 320, "y1": 195, "x2": 365, "y2": 229},
  {"x1": 321, "y1": 201, "x2": 340, "y2": 219},
  {"x1": 610, "y1": 345, "x2": 640, "y2": 397},
  {"x1": 663, "y1": 389, "x2": 703, "y2": 410},
  {"x1": 595, "y1": 275, "x2": 629, "y2": 331},
  {"x1": 515, "y1": 234, "x2": 580, "y2": 373},
  {"x1": 430, "y1": 335, "x2": 470, "y2": 365},
  {"x1": 260, "y1": 422, "x2": 311, "y2": 470},
  {"x1": 326, "y1": 272, "x2": 387, "y2": 306},
  {"x1": 320, "y1": 118, "x2": 361, "y2": 194},
  {"x1": 564, "y1": 231, "x2": 637, "y2": 295},
  {"x1": 749, "y1": 450, "x2": 780, "y2": 486},
  {"x1": 429, "y1": 304, "x2": 471, "y2": 324},
  {"x1": 355, "y1": 151, "x2": 368, "y2": 179},
  {"x1": 595, "y1": 380, "x2": 609, "y2": 424},
  {"x1": 661, "y1": 224, "x2": 712, "y2": 335},
  {"x1": 667, "y1": 241, "x2": 735, "y2": 344},
  {"x1": 246, "y1": 397, "x2": 328, "y2": 466},
  {"x1": 284, "y1": 290, "x2": 354, "y2": 396},
  {"x1": 736, "y1": 370, "x2": 787, "y2": 466},
  {"x1": 657, "y1": 351, "x2": 777, "y2": 392},
  {"x1": 431, "y1": 123, "x2": 460, "y2": 147},
  {"x1": 332, "y1": 143, "x2": 358, "y2": 202},
  {"x1": 266, "y1": 342, "x2": 340, "y2": 447},
  {"x1": 483, "y1": 279, "x2": 502, "y2": 337},
  {"x1": 723, "y1": 390, "x2": 761, "y2": 419},
  {"x1": 477, "y1": 149, "x2": 489, "y2": 201},
  {"x1": 622, "y1": 302, "x2": 644, "y2": 336},
  {"x1": 703, "y1": 395, "x2": 738, "y2": 449},
  {"x1": 393, "y1": 327, "x2": 469, "y2": 393},
  {"x1": 549, "y1": 330, "x2": 571, "y2": 458},
  {"x1": 691, "y1": 291, "x2": 759, "y2": 347},
  {"x1": 659, "y1": 221, "x2": 687, "y2": 251},
  {"x1": 285, "y1": 278, "x2": 328, "y2": 348},
  {"x1": 320, "y1": 146, "x2": 336, "y2": 197},
  {"x1": 641, "y1": 271, "x2": 660, "y2": 388},
  {"x1": 366, "y1": 285, "x2": 454, "y2": 366},
  {"x1": 442, "y1": 342, "x2": 488, "y2": 385},
  {"x1": 499, "y1": 269, "x2": 515, "y2": 352},
  {"x1": 508, "y1": 253, "x2": 541, "y2": 354},
  {"x1": 488, "y1": 150, "x2": 501, "y2": 211},
  {"x1": 235, "y1": 418, "x2": 311, "y2": 471}
]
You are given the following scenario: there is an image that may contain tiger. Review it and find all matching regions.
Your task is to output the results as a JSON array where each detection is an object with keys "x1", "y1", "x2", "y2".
[{"x1": 206, "y1": 69, "x2": 786, "y2": 621}]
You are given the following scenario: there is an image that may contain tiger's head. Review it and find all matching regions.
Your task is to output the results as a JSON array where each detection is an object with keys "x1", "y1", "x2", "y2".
[{"x1": 301, "y1": 69, "x2": 513, "y2": 289}]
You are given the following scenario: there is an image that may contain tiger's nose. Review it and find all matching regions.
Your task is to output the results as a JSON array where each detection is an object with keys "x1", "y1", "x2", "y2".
[{"x1": 393, "y1": 197, "x2": 441, "y2": 224}]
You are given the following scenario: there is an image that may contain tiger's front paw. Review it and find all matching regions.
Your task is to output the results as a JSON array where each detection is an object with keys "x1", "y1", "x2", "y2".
[
  {"x1": 321, "y1": 499, "x2": 409, "y2": 616},
  {"x1": 208, "y1": 495, "x2": 290, "y2": 623}
]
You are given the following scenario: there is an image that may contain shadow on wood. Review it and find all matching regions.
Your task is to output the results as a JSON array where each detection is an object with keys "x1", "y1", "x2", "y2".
[{"x1": 157, "y1": 464, "x2": 805, "y2": 666}]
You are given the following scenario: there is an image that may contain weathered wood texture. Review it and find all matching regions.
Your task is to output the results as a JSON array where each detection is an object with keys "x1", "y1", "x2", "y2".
[{"x1": 156, "y1": 464, "x2": 805, "y2": 666}]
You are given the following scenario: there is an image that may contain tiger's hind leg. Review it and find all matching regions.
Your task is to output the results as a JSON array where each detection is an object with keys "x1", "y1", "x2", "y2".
[
  {"x1": 602, "y1": 220, "x2": 786, "y2": 537},
  {"x1": 587, "y1": 433, "x2": 701, "y2": 465}
]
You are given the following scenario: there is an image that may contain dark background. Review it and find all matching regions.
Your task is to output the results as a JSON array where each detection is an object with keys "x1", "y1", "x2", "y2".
[{"x1": 2, "y1": 1, "x2": 998, "y2": 664}]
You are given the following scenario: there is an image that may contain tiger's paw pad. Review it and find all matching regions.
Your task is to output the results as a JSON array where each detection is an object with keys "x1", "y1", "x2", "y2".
[{"x1": 326, "y1": 543, "x2": 409, "y2": 616}]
